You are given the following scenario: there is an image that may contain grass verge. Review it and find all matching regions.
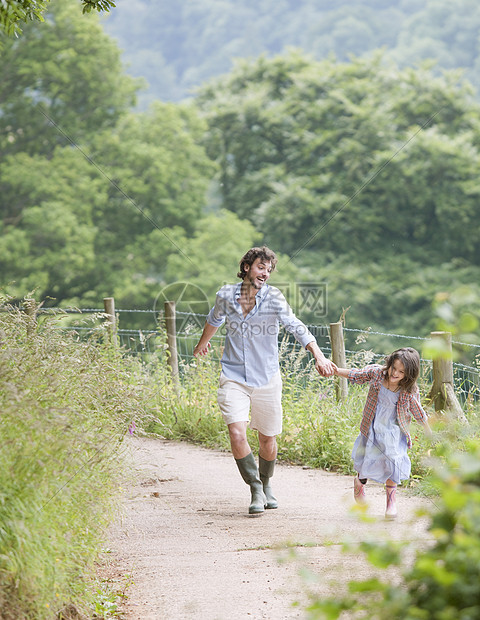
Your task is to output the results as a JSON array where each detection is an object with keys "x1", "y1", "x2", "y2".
[{"x1": 0, "y1": 303, "x2": 159, "y2": 619}]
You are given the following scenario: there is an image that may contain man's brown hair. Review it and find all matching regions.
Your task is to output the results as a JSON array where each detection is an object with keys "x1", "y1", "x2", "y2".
[{"x1": 237, "y1": 246, "x2": 277, "y2": 279}]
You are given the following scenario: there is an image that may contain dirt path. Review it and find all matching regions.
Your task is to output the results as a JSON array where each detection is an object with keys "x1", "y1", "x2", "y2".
[{"x1": 100, "y1": 437, "x2": 430, "y2": 619}]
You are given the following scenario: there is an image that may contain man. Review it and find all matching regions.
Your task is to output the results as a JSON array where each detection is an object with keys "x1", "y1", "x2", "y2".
[{"x1": 193, "y1": 246, "x2": 335, "y2": 514}]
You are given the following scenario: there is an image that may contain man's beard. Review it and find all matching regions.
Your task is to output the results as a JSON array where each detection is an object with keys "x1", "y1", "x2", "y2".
[{"x1": 248, "y1": 275, "x2": 264, "y2": 289}]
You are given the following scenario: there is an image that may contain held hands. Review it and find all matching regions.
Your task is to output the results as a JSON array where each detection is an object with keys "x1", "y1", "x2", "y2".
[
  {"x1": 315, "y1": 357, "x2": 337, "y2": 377},
  {"x1": 306, "y1": 342, "x2": 337, "y2": 377}
]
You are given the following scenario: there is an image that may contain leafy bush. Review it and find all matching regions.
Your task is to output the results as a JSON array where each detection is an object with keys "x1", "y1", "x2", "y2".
[
  {"x1": 0, "y1": 303, "x2": 156, "y2": 619},
  {"x1": 303, "y1": 426, "x2": 480, "y2": 620}
]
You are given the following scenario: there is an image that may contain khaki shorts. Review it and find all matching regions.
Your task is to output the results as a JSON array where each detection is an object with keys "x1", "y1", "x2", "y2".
[{"x1": 217, "y1": 371, "x2": 283, "y2": 436}]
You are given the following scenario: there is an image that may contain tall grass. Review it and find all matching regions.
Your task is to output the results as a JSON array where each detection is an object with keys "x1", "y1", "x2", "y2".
[
  {"x1": 148, "y1": 352, "x2": 231, "y2": 450},
  {"x1": 0, "y1": 304, "x2": 160, "y2": 619},
  {"x1": 147, "y1": 339, "x2": 437, "y2": 479}
]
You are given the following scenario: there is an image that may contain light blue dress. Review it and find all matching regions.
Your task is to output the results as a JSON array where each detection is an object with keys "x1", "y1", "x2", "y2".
[{"x1": 351, "y1": 384, "x2": 411, "y2": 484}]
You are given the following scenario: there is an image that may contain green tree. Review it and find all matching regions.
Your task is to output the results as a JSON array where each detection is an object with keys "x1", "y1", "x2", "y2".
[
  {"x1": 90, "y1": 102, "x2": 215, "y2": 243},
  {"x1": 0, "y1": 0, "x2": 219, "y2": 308},
  {"x1": 0, "y1": 0, "x2": 115, "y2": 36},
  {"x1": 0, "y1": 0, "x2": 138, "y2": 159},
  {"x1": 0, "y1": 102, "x2": 217, "y2": 306},
  {"x1": 0, "y1": 148, "x2": 106, "y2": 302},
  {"x1": 196, "y1": 51, "x2": 480, "y2": 263}
]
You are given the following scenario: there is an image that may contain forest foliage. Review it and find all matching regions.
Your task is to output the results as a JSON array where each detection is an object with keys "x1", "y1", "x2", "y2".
[
  {"x1": 0, "y1": 0, "x2": 114, "y2": 37},
  {"x1": 1, "y1": 0, "x2": 480, "y2": 345}
]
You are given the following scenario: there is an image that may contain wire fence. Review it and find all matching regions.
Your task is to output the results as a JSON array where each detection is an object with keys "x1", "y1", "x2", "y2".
[{"x1": 41, "y1": 307, "x2": 480, "y2": 404}]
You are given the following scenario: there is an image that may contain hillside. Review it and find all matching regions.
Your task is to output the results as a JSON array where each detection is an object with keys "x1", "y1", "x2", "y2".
[{"x1": 103, "y1": 0, "x2": 480, "y2": 107}]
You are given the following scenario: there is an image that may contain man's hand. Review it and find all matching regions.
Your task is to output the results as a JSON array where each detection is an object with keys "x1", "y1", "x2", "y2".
[
  {"x1": 193, "y1": 323, "x2": 218, "y2": 358},
  {"x1": 193, "y1": 342, "x2": 211, "y2": 357}
]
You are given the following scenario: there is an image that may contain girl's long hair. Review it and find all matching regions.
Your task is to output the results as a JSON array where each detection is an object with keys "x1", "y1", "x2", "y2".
[{"x1": 382, "y1": 347, "x2": 420, "y2": 393}]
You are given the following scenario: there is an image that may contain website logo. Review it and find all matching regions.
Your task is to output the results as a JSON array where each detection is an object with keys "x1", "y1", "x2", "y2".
[{"x1": 153, "y1": 282, "x2": 210, "y2": 332}]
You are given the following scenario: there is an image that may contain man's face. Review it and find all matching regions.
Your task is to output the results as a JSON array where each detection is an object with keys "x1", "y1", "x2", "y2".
[{"x1": 244, "y1": 257, "x2": 273, "y2": 289}]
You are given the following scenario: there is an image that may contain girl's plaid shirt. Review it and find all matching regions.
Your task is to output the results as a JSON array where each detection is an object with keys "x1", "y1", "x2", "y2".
[{"x1": 348, "y1": 365, "x2": 428, "y2": 449}]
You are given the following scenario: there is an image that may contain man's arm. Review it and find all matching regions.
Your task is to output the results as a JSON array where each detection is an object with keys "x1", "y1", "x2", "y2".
[
  {"x1": 193, "y1": 322, "x2": 219, "y2": 357},
  {"x1": 306, "y1": 341, "x2": 336, "y2": 377},
  {"x1": 272, "y1": 288, "x2": 335, "y2": 377}
]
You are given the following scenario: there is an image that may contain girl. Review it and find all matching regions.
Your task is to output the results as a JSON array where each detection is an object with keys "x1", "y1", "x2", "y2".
[{"x1": 334, "y1": 347, "x2": 431, "y2": 519}]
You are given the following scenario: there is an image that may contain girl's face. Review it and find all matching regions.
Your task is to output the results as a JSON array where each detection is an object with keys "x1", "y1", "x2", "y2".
[{"x1": 388, "y1": 359, "x2": 405, "y2": 386}]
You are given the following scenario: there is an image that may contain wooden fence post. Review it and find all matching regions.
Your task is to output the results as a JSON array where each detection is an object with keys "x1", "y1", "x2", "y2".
[
  {"x1": 330, "y1": 321, "x2": 348, "y2": 401},
  {"x1": 428, "y1": 331, "x2": 466, "y2": 421},
  {"x1": 24, "y1": 298, "x2": 37, "y2": 336},
  {"x1": 164, "y1": 301, "x2": 179, "y2": 388},
  {"x1": 103, "y1": 297, "x2": 117, "y2": 344}
]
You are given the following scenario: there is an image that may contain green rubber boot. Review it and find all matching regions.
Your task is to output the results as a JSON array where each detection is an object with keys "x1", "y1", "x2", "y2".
[
  {"x1": 259, "y1": 456, "x2": 278, "y2": 509},
  {"x1": 235, "y1": 452, "x2": 266, "y2": 514}
]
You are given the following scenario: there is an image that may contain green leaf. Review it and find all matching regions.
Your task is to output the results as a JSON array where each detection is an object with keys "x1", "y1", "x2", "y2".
[
  {"x1": 359, "y1": 541, "x2": 402, "y2": 568},
  {"x1": 348, "y1": 577, "x2": 388, "y2": 593}
]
